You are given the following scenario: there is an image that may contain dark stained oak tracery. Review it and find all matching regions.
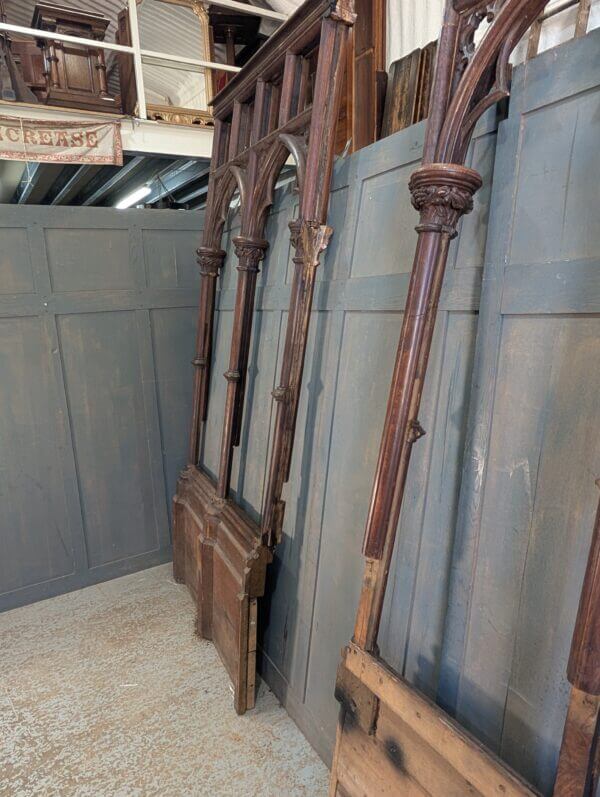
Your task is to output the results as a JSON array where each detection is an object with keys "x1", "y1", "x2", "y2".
[{"x1": 174, "y1": 0, "x2": 355, "y2": 715}]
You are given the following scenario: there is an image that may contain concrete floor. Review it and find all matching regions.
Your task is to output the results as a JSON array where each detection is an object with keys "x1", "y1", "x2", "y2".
[{"x1": 0, "y1": 564, "x2": 329, "y2": 796}]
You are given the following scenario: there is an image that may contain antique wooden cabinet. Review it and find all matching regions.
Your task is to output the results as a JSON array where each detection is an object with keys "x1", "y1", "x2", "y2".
[
  {"x1": 173, "y1": 0, "x2": 355, "y2": 714},
  {"x1": 10, "y1": 39, "x2": 46, "y2": 101},
  {"x1": 32, "y1": 3, "x2": 121, "y2": 113}
]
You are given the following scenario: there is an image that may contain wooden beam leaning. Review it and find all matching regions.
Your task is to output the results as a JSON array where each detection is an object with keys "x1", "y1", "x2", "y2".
[
  {"x1": 330, "y1": 1, "x2": 555, "y2": 794},
  {"x1": 173, "y1": 0, "x2": 355, "y2": 714}
]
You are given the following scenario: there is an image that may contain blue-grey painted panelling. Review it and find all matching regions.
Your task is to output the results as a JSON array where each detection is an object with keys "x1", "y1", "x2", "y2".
[
  {"x1": 200, "y1": 30, "x2": 599, "y2": 794},
  {"x1": 440, "y1": 30, "x2": 600, "y2": 795},
  {"x1": 0, "y1": 205, "x2": 202, "y2": 611}
]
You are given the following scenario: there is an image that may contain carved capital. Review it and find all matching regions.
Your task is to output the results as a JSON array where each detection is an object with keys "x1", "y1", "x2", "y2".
[
  {"x1": 327, "y1": 0, "x2": 357, "y2": 25},
  {"x1": 288, "y1": 219, "x2": 303, "y2": 250},
  {"x1": 197, "y1": 247, "x2": 226, "y2": 277},
  {"x1": 409, "y1": 164, "x2": 482, "y2": 238},
  {"x1": 233, "y1": 236, "x2": 268, "y2": 273},
  {"x1": 299, "y1": 220, "x2": 334, "y2": 268}
]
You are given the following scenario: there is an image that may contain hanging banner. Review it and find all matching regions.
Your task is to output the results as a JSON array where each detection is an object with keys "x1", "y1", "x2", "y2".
[{"x1": 0, "y1": 116, "x2": 123, "y2": 165}]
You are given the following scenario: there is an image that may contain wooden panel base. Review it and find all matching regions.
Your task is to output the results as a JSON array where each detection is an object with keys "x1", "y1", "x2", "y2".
[
  {"x1": 329, "y1": 644, "x2": 539, "y2": 797},
  {"x1": 554, "y1": 687, "x2": 600, "y2": 795},
  {"x1": 173, "y1": 465, "x2": 271, "y2": 714}
]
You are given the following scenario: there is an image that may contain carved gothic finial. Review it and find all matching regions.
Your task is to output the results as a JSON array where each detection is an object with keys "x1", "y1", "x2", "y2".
[
  {"x1": 197, "y1": 247, "x2": 226, "y2": 277},
  {"x1": 409, "y1": 164, "x2": 482, "y2": 238},
  {"x1": 233, "y1": 236, "x2": 268, "y2": 273}
]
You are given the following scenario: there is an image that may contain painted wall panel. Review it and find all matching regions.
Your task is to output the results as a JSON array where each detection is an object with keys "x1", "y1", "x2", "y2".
[
  {"x1": 0, "y1": 206, "x2": 202, "y2": 610},
  {"x1": 143, "y1": 229, "x2": 200, "y2": 288},
  {"x1": 58, "y1": 311, "x2": 156, "y2": 568},
  {"x1": 45, "y1": 227, "x2": 133, "y2": 292},
  {"x1": 0, "y1": 315, "x2": 73, "y2": 594},
  {"x1": 442, "y1": 31, "x2": 600, "y2": 794},
  {"x1": 151, "y1": 307, "x2": 197, "y2": 517},
  {"x1": 0, "y1": 228, "x2": 34, "y2": 294}
]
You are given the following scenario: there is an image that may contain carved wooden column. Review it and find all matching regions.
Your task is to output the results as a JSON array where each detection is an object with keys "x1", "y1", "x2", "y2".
[
  {"x1": 187, "y1": 118, "x2": 231, "y2": 466},
  {"x1": 217, "y1": 236, "x2": 268, "y2": 497},
  {"x1": 188, "y1": 246, "x2": 226, "y2": 462},
  {"x1": 261, "y1": 10, "x2": 353, "y2": 547},
  {"x1": 348, "y1": 0, "x2": 551, "y2": 652},
  {"x1": 262, "y1": 220, "x2": 332, "y2": 544},
  {"x1": 355, "y1": 163, "x2": 482, "y2": 650}
]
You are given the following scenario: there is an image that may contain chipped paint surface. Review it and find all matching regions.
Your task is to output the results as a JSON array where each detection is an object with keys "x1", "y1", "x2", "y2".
[{"x1": 0, "y1": 565, "x2": 328, "y2": 796}]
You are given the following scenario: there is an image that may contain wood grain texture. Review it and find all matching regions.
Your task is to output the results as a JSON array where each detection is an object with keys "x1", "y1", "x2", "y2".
[{"x1": 330, "y1": 645, "x2": 539, "y2": 796}]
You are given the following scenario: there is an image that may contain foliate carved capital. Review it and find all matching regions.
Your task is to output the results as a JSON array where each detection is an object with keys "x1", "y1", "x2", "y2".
[
  {"x1": 197, "y1": 247, "x2": 226, "y2": 277},
  {"x1": 409, "y1": 164, "x2": 482, "y2": 238},
  {"x1": 233, "y1": 236, "x2": 268, "y2": 273},
  {"x1": 300, "y1": 220, "x2": 334, "y2": 269},
  {"x1": 288, "y1": 219, "x2": 303, "y2": 250}
]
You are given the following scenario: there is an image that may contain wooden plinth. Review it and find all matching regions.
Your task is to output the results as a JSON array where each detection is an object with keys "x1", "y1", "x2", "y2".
[{"x1": 173, "y1": 465, "x2": 272, "y2": 714}]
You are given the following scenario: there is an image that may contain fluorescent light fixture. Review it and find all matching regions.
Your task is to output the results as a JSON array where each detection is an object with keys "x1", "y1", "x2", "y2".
[{"x1": 115, "y1": 185, "x2": 152, "y2": 209}]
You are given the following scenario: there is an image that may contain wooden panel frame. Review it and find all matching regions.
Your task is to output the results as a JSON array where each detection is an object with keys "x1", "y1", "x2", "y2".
[
  {"x1": 329, "y1": 2, "x2": 599, "y2": 794},
  {"x1": 173, "y1": 0, "x2": 355, "y2": 714}
]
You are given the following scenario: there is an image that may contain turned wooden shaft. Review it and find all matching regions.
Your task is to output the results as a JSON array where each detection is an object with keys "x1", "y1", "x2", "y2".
[
  {"x1": 47, "y1": 42, "x2": 59, "y2": 87},
  {"x1": 188, "y1": 121, "x2": 228, "y2": 465},
  {"x1": 95, "y1": 48, "x2": 108, "y2": 96},
  {"x1": 217, "y1": 237, "x2": 267, "y2": 498},
  {"x1": 261, "y1": 221, "x2": 303, "y2": 538},
  {"x1": 354, "y1": 164, "x2": 481, "y2": 651},
  {"x1": 188, "y1": 245, "x2": 226, "y2": 464},
  {"x1": 353, "y1": 229, "x2": 452, "y2": 649}
]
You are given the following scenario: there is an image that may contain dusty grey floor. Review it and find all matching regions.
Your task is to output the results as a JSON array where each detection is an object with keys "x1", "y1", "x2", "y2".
[{"x1": 0, "y1": 564, "x2": 329, "y2": 796}]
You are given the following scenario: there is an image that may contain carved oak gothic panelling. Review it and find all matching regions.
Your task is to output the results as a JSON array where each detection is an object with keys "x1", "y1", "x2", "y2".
[{"x1": 173, "y1": 0, "x2": 355, "y2": 714}]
